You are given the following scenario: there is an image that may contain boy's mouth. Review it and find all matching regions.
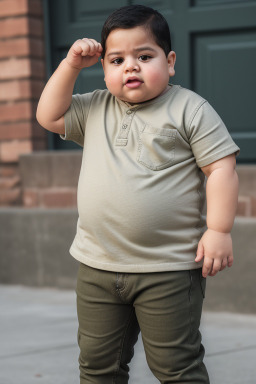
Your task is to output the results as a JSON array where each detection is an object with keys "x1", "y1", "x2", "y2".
[{"x1": 125, "y1": 77, "x2": 143, "y2": 89}]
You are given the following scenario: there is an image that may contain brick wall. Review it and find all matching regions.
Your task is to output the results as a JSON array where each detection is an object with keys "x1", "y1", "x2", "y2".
[
  {"x1": 0, "y1": 0, "x2": 47, "y2": 206},
  {"x1": 20, "y1": 152, "x2": 80, "y2": 208}
]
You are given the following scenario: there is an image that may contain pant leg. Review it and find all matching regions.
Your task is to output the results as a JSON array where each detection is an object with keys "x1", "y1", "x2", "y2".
[
  {"x1": 134, "y1": 269, "x2": 209, "y2": 384},
  {"x1": 76, "y1": 263, "x2": 140, "y2": 384}
]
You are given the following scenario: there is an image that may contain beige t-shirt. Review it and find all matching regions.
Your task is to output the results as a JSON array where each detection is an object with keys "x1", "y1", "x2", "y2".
[{"x1": 63, "y1": 85, "x2": 239, "y2": 273}]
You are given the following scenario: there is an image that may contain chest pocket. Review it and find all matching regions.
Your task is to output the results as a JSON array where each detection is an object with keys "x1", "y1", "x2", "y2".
[{"x1": 137, "y1": 124, "x2": 177, "y2": 171}]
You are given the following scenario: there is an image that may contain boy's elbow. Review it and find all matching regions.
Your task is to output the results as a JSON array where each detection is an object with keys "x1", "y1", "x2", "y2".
[
  {"x1": 36, "y1": 105, "x2": 47, "y2": 129},
  {"x1": 36, "y1": 109, "x2": 43, "y2": 127},
  {"x1": 36, "y1": 107, "x2": 65, "y2": 135}
]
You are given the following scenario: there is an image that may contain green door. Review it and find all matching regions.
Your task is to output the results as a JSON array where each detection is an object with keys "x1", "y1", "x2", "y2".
[{"x1": 45, "y1": 0, "x2": 256, "y2": 162}]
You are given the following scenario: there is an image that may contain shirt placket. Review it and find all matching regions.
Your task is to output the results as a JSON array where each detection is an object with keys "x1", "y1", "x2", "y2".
[{"x1": 115, "y1": 108, "x2": 138, "y2": 146}]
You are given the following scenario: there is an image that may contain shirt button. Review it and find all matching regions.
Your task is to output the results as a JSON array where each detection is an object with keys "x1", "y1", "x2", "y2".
[
  {"x1": 126, "y1": 110, "x2": 132, "y2": 115},
  {"x1": 122, "y1": 124, "x2": 128, "y2": 129}
]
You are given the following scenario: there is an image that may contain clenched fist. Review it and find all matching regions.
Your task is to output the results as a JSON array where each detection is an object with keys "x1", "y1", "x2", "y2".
[{"x1": 66, "y1": 38, "x2": 103, "y2": 70}]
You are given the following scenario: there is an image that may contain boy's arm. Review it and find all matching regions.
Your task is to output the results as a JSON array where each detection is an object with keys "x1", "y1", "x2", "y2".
[
  {"x1": 195, "y1": 154, "x2": 239, "y2": 277},
  {"x1": 36, "y1": 39, "x2": 102, "y2": 134}
]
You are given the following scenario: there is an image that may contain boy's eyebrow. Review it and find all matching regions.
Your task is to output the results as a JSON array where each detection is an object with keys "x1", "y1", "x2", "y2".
[
  {"x1": 134, "y1": 46, "x2": 157, "y2": 53},
  {"x1": 107, "y1": 46, "x2": 157, "y2": 57}
]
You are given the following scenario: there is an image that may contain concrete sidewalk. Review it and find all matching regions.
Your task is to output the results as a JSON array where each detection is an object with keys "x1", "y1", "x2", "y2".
[{"x1": 0, "y1": 285, "x2": 256, "y2": 384}]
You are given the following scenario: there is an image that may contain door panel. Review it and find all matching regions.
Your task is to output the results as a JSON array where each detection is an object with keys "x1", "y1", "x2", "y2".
[{"x1": 194, "y1": 32, "x2": 256, "y2": 159}]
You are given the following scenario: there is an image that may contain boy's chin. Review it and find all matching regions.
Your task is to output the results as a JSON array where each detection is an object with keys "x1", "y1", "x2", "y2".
[
  {"x1": 116, "y1": 88, "x2": 170, "y2": 104},
  {"x1": 118, "y1": 94, "x2": 154, "y2": 105}
]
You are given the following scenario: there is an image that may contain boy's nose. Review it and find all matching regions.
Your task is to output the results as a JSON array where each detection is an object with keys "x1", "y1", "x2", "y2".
[{"x1": 125, "y1": 59, "x2": 139, "y2": 72}]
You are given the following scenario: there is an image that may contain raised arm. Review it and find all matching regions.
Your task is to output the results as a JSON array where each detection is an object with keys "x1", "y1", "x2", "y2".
[
  {"x1": 195, "y1": 154, "x2": 239, "y2": 277},
  {"x1": 36, "y1": 39, "x2": 102, "y2": 135}
]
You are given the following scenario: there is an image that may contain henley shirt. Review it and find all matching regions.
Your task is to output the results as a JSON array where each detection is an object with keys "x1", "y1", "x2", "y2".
[{"x1": 62, "y1": 84, "x2": 240, "y2": 273}]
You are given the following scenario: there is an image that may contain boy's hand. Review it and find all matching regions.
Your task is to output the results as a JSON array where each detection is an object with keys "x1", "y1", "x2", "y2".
[
  {"x1": 195, "y1": 229, "x2": 233, "y2": 277},
  {"x1": 66, "y1": 38, "x2": 103, "y2": 70}
]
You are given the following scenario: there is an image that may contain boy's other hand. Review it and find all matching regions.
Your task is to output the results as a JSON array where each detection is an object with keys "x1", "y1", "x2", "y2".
[
  {"x1": 66, "y1": 38, "x2": 103, "y2": 70},
  {"x1": 195, "y1": 229, "x2": 233, "y2": 277}
]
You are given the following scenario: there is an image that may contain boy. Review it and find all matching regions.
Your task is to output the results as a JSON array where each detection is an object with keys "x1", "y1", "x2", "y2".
[{"x1": 37, "y1": 5, "x2": 239, "y2": 384}]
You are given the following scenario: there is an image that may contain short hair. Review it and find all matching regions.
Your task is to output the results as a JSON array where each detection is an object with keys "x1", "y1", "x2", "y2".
[{"x1": 101, "y1": 5, "x2": 172, "y2": 58}]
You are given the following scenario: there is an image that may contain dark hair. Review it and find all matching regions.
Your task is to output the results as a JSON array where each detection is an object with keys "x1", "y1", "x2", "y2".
[{"x1": 101, "y1": 5, "x2": 172, "y2": 58}]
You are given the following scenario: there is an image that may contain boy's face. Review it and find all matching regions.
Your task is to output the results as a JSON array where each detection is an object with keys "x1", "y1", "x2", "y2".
[{"x1": 101, "y1": 26, "x2": 176, "y2": 104}]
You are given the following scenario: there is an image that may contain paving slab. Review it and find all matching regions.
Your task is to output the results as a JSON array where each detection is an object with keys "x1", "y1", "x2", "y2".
[{"x1": 0, "y1": 285, "x2": 256, "y2": 384}]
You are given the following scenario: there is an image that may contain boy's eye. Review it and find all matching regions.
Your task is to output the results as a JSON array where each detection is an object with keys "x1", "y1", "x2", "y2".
[
  {"x1": 139, "y1": 55, "x2": 151, "y2": 62},
  {"x1": 112, "y1": 58, "x2": 123, "y2": 65}
]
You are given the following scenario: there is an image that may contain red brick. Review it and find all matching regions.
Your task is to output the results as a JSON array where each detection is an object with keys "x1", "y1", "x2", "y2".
[
  {"x1": 30, "y1": 38, "x2": 45, "y2": 58},
  {"x1": 0, "y1": 175, "x2": 20, "y2": 189},
  {"x1": 28, "y1": 0, "x2": 43, "y2": 17},
  {"x1": 0, "y1": 165, "x2": 18, "y2": 177},
  {"x1": 0, "y1": 79, "x2": 45, "y2": 102},
  {"x1": 41, "y1": 188, "x2": 77, "y2": 208},
  {"x1": 0, "y1": 0, "x2": 42, "y2": 18},
  {"x1": 31, "y1": 123, "x2": 47, "y2": 140},
  {"x1": 31, "y1": 80, "x2": 45, "y2": 98},
  {"x1": 0, "y1": 17, "x2": 43, "y2": 39},
  {"x1": 0, "y1": 80, "x2": 30, "y2": 101},
  {"x1": 236, "y1": 196, "x2": 251, "y2": 217},
  {"x1": 32, "y1": 139, "x2": 47, "y2": 151},
  {"x1": 28, "y1": 17, "x2": 44, "y2": 37},
  {"x1": 0, "y1": 101, "x2": 37, "y2": 123},
  {"x1": 251, "y1": 197, "x2": 256, "y2": 217},
  {"x1": 31, "y1": 60, "x2": 46, "y2": 79},
  {"x1": 0, "y1": 140, "x2": 32, "y2": 163},
  {"x1": 0, "y1": 18, "x2": 29, "y2": 38},
  {"x1": 22, "y1": 188, "x2": 39, "y2": 207},
  {"x1": 0, "y1": 37, "x2": 44, "y2": 59},
  {"x1": 0, "y1": 58, "x2": 30, "y2": 80},
  {"x1": 0, "y1": 58, "x2": 45, "y2": 80},
  {"x1": 0, "y1": 121, "x2": 47, "y2": 140},
  {"x1": 0, "y1": 0, "x2": 28, "y2": 17},
  {"x1": 0, "y1": 188, "x2": 21, "y2": 206},
  {"x1": 0, "y1": 37, "x2": 30, "y2": 58}
]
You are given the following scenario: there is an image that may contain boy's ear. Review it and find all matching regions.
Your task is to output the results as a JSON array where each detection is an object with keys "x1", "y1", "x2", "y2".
[
  {"x1": 101, "y1": 59, "x2": 106, "y2": 82},
  {"x1": 167, "y1": 51, "x2": 176, "y2": 77}
]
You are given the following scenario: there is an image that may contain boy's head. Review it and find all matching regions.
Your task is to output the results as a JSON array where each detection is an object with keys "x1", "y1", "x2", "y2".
[
  {"x1": 101, "y1": 5, "x2": 172, "y2": 59},
  {"x1": 101, "y1": 5, "x2": 176, "y2": 104}
]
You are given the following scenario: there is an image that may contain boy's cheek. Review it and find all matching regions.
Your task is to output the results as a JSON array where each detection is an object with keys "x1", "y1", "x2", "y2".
[
  {"x1": 105, "y1": 75, "x2": 120, "y2": 92},
  {"x1": 148, "y1": 71, "x2": 169, "y2": 86}
]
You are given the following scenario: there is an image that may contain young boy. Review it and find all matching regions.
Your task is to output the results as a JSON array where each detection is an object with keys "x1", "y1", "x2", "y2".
[{"x1": 37, "y1": 5, "x2": 239, "y2": 384}]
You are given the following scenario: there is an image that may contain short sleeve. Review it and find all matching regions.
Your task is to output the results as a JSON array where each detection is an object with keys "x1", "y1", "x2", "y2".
[
  {"x1": 60, "y1": 92, "x2": 94, "y2": 147},
  {"x1": 187, "y1": 101, "x2": 240, "y2": 168}
]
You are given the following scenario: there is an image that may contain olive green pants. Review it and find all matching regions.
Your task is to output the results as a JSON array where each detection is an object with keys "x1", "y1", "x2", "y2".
[{"x1": 76, "y1": 263, "x2": 209, "y2": 384}]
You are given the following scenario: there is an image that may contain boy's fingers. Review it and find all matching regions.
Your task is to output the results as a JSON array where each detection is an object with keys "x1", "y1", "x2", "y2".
[
  {"x1": 227, "y1": 254, "x2": 234, "y2": 267},
  {"x1": 209, "y1": 259, "x2": 222, "y2": 276},
  {"x1": 88, "y1": 39, "x2": 102, "y2": 51},
  {"x1": 81, "y1": 39, "x2": 95, "y2": 56},
  {"x1": 220, "y1": 257, "x2": 228, "y2": 271},
  {"x1": 202, "y1": 257, "x2": 213, "y2": 277},
  {"x1": 72, "y1": 40, "x2": 83, "y2": 55},
  {"x1": 195, "y1": 240, "x2": 204, "y2": 262},
  {"x1": 81, "y1": 38, "x2": 102, "y2": 56}
]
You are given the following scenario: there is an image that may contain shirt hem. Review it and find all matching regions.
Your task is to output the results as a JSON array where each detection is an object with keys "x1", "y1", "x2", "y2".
[{"x1": 69, "y1": 246, "x2": 203, "y2": 273}]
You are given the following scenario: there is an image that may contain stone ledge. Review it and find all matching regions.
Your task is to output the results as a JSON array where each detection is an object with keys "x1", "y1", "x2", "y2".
[
  {"x1": 0, "y1": 207, "x2": 78, "y2": 289},
  {"x1": 0, "y1": 209, "x2": 255, "y2": 313},
  {"x1": 19, "y1": 151, "x2": 82, "y2": 188}
]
